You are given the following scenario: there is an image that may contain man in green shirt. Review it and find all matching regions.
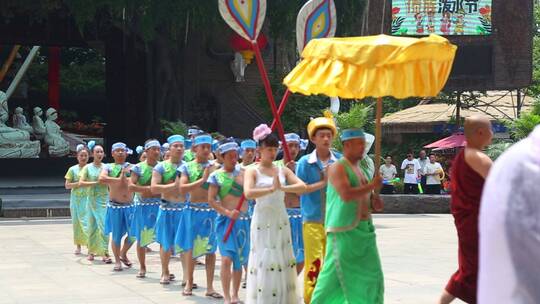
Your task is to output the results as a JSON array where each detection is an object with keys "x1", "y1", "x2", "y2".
[{"x1": 312, "y1": 128, "x2": 384, "y2": 304}]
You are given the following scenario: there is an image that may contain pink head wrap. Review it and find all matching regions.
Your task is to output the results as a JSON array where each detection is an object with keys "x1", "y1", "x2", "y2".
[{"x1": 253, "y1": 124, "x2": 272, "y2": 142}]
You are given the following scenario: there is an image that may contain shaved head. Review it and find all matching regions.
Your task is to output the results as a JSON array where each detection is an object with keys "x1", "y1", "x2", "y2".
[{"x1": 464, "y1": 115, "x2": 493, "y2": 149}]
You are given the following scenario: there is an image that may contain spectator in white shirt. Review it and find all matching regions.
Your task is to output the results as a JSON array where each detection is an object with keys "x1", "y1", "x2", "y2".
[
  {"x1": 423, "y1": 153, "x2": 443, "y2": 194},
  {"x1": 401, "y1": 152, "x2": 421, "y2": 194},
  {"x1": 417, "y1": 150, "x2": 428, "y2": 193},
  {"x1": 379, "y1": 155, "x2": 397, "y2": 194}
]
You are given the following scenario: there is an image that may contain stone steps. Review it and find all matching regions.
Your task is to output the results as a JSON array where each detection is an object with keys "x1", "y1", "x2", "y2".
[
  {"x1": 0, "y1": 193, "x2": 70, "y2": 218},
  {"x1": 0, "y1": 176, "x2": 69, "y2": 217},
  {"x1": 0, "y1": 192, "x2": 450, "y2": 218}
]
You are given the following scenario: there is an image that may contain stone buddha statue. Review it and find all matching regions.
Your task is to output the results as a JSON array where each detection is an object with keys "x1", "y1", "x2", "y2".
[
  {"x1": 12, "y1": 107, "x2": 34, "y2": 134},
  {"x1": 32, "y1": 107, "x2": 46, "y2": 140},
  {"x1": 0, "y1": 91, "x2": 40, "y2": 158},
  {"x1": 44, "y1": 107, "x2": 69, "y2": 157}
]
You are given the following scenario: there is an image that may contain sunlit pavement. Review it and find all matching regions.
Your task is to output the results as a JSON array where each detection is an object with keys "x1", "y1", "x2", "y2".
[{"x1": 0, "y1": 214, "x2": 464, "y2": 304}]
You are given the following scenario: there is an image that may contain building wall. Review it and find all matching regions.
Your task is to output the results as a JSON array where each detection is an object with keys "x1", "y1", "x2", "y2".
[{"x1": 367, "y1": 0, "x2": 533, "y2": 91}]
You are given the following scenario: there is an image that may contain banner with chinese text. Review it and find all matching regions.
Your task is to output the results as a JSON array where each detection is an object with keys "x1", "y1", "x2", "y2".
[{"x1": 391, "y1": 0, "x2": 492, "y2": 36}]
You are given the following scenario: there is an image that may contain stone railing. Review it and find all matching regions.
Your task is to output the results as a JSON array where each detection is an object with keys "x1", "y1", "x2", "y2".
[{"x1": 378, "y1": 194, "x2": 451, "y2": 214}]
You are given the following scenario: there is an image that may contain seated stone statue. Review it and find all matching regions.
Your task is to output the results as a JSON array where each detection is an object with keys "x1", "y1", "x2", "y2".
[
  {"x1": 0, "y1": 91, "x2": 40, "y2": 158},
  {"x1": 13, "y1": 107, "x2": 34, "y2": 134},
  {"x1": 44, "y1": 107, "x2": 69, "y2": 157},
  {"x1": 32, "y1": 107, "x2": 46, "y2": 140}
]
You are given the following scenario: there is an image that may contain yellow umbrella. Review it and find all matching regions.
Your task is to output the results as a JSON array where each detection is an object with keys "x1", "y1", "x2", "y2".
[{"x1": 283, "y1": 33, "x2": 457, "y2": 181}]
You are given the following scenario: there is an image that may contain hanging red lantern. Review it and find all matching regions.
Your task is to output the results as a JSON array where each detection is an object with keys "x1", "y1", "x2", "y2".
[{"x1": 229, "y1": 32, "x2": 268, "y2": 64}]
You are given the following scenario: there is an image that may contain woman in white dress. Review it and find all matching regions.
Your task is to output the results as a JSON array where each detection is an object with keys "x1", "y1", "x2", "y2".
[{"x1": 244, "y1": 124, "x2": 306, "y2": 304}]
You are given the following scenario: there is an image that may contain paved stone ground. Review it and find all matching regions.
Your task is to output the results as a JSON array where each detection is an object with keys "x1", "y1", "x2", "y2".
[{"x1": 0, "y1": 215, "x2": 464, "y2": 304}]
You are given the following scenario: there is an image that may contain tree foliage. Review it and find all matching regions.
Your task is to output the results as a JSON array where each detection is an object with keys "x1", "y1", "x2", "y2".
[
  {"x1": 529, "y1": 2, "x2": 540, "y2": 96},
  {"x1": 508, "y1": 99, "x2": 540, "y2": 140},
  {"x1": 331, "y1": 102, "x2": 372, "y2": 151},
  {"x1": 1, "y1": 0, "x2": 366, "y2": 44},
  {"x1": 25, "y1": 47, "x2": 105, "y2": 96},
  {"x1": 160, "y1": 119, "x2": 188, "y2": 138}
]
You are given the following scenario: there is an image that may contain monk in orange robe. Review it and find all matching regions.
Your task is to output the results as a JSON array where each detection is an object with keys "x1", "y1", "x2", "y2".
[{"x1": 439, "y1": 116, "x2": 493, "y2": 304}]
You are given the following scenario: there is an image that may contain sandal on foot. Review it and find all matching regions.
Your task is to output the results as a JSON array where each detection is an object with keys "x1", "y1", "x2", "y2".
[
  {"x1": 182, "y1": 289, "x2": 193, "y2": 296},
  {"x1": 113, "y1": 265, "x2": 123, "y2": 272},
  {"x1": 119, "y1": 258, "x2": 132, "y2": 267},
  {"x1": 169, "y1": 273, "x2": 176, "y2": 281},
  {"x1": 181, "y1": 282, "x2": 198, "y2": 289},
  {"x1": 102, "y1": 257, "x2": 113, "y2": 264},
  {"x1": 205, "y1": 291, "x2": 223, "y2": 299},
  {"x1": 87, "y1": 254, "x2": 95, "y2": 261},
  {"x1": 159, "y1": 277, "x2": 170, "y2": 285},
  {"x1": 74, "y1": 248, "x2": 81, "y2": 255},
  {"x1": 136, "y1": 271, "x2": 146, "y2": 278}
]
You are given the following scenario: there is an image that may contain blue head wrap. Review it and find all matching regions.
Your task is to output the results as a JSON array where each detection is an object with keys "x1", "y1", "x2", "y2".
[
  {"x1": 167, "y1": 135, "x2": 185, "y2": 145},
  {"x1": 340, "y1": 128, "x2": 365, "y2": 142},
  {"x1": 282, "y1": 133, "x2": 308, "y2": 151},
  {"x1": 144, "y1": 140, "x2": 161, "y2": 150},
  {"x1": 87, "y1": 140, "x2": 96, "y2": 151},
  {"x1": 240, "y1": 139, "x2": 257, "y2": 157},
  {"x1": 218, "y1": 142, "x2": 239, "y2": 155},
  {"x1": 185, "y1": 139, "x2": 192, "y2": 149},
  {"x1": 111, "y1": 142, "x2": 133, "y2": 154},
  {"x1": 161, "y1": 143, "x2": 169, "y2": 155},
  {"x1": 284, "y1": 133, "x2": 301, "y2": 143},
  {"x1": 135, "y1": 146, "x2": 144, "y2": 155},
  {"x1": 193, "y1": 135, "x2": 212, "y2": 147},
  {"x1": 188, "y1": 128, "x2": 203, "y2": 136},
  {"x1": 241, "y1": 139, "x2": 256, "y2": 150},
  {"x1": 212, "y1": 140, "x2": 219, "y2": 152}
]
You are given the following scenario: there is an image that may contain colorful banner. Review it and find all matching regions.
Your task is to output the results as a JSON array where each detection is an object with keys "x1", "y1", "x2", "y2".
[
  {"x1": 391, "y1": 0, "x2": 492, "y2": 36},
  {"x1": 296, "y1": 0, "x2": 337, "y2": 55}
]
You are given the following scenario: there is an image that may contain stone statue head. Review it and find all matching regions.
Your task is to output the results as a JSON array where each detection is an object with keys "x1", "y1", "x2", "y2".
[
  {"x1": 46, "y1": 108, "x2": 58, "y2": 121},
  {"x1": 0, "y1": 91, "x2": 7, "y2": 124},
  {"x1": 34, "y1": 107, "x2": 42, "y2": 116},
  {"x1": 0, "y1": 91, "x2": 7, "y2": 112},
  {"x1": 15, "y1": 107, "x2": 23, "y2": 115}
]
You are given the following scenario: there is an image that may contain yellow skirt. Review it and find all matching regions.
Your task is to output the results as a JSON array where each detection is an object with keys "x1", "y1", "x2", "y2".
[{"x1": 303, "y1": 222, "x2": 326, "y2": 303}]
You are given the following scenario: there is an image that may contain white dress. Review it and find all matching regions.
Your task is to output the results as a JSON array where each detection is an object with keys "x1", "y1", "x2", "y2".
[{"x1": 246, "y1": 166, "x2": 299, "y2": 304}]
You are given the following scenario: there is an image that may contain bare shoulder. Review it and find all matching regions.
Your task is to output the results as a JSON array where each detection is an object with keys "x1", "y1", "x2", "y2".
[
  {"x1": 282, "y1": 166, "x2": 294, "y2": 176},
  {"x1": 465, "y1": 148, "x2": 492, "y2": 164},
  {"x1": 465, "y1": 148, "x2": 493, "y2": 178},
  {"x1": 244, "y1": 166, "x2": 257, "y2": 178},
  {"x1": 328, "y1": 161, "x2": 344, "y2": 176}
]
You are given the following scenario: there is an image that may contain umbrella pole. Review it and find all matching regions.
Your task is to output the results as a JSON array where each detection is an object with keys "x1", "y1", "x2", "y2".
[
  {"x1": 374, "y1": 97, "x2": 383, "y2": 172},
  {"x1": 224, "y1": 41, "x2": 292, "y2": 243},
  {"x1": 251, "y1": 40, "x2": 292, "y2": 162},
  {"x1": 270, "y1": 89, "x2": 292, "y2": 131},
  {"x1": 372, "y1": 97, "x2": 384, "y2": 212}
]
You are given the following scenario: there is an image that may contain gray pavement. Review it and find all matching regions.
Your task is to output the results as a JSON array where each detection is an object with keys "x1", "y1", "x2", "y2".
[{"x1": 0, "y1": 215, "x2": 465, "y2": 304}]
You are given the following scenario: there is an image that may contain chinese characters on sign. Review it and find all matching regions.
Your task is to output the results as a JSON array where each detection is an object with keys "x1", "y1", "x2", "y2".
[{"x1": 391, "y1": 0, "x2": 492, "y2": 36}]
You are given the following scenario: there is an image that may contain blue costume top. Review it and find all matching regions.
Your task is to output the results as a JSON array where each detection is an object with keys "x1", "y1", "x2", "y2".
[{"x1": 296, "y1": 149, "x2": 342, "y2": 223}]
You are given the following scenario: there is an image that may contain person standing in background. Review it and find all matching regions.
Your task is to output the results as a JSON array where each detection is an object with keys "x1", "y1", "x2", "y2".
[
  {"x1": 380, "y1": 155, "x2": 397, "y2": 194},
  {"x1": 401, "y1": 152, "x2": 421, "y2": 194},
  {"x1": 424, "y1": 153, "x2": 444, "y2": 195},
  {"x1": 417, "y1": 150, "x2": 428, "y2": 193}
]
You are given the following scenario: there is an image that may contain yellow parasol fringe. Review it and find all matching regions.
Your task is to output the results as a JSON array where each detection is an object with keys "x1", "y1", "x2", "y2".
[{"x1": 284, "y1": 34, "x2": 457, "y2": 99}]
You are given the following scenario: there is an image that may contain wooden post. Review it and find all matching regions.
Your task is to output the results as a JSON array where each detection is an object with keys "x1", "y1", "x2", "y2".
[
  {"x1": 516, "y1": 89, "x2": 522, "y2": 118},
  {"x1": 455, "y1": 92, "x2": 462, "y2": 130},
  {"x1": 0, "y1": 45, "x2": 21, "y2": 83},
  {"x1": 48, "y1": 47, "x2": 61, "y2": 110}
]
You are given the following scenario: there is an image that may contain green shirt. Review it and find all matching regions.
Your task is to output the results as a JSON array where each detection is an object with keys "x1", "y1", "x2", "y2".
[{"x1": 325, "y1": 158, "x2": 368, "y2": 232}]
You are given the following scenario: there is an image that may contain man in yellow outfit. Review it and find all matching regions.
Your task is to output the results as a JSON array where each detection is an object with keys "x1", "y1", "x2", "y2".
[{"x1": 296, "y1": 114, "x2": 341, "y2": 303}]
